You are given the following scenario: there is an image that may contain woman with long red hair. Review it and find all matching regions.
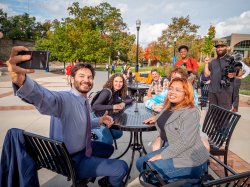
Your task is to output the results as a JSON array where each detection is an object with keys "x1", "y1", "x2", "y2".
[{"x1": 137, "y1": 77, "x2": 209, "y2": 182}]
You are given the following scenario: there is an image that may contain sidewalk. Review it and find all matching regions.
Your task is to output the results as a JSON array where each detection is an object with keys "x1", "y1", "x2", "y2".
[{"x1": 0, "y1": 69, "x2": 250, "y2": 186}]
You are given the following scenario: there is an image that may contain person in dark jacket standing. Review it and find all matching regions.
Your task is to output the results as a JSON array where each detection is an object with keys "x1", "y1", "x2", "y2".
[
  {"x1": 92, "y1": 73, "x2": 133, "y2": 145},
  {"x1": 204, "y1": 40, "x2": 243, "y2": 110}
]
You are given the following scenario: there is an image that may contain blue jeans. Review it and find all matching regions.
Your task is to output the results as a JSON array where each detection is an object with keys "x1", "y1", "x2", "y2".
[
  {"x1": 92, "y1": 125, "x2": 123, "y2": 145},
  {"x1": 72, "y1": 141, "x2": 128, "y2": 187},
  {"x1": 136, "y1": 148, "x2": 207, "y2": 183}
]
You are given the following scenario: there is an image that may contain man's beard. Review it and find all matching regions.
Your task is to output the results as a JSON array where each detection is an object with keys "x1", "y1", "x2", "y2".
[
  {"x1": 73, "y1": 81, "x2": 93, "y2": 94},
  {"x1": 217, "y1": 49, "x2": 227, "y2": 58}
]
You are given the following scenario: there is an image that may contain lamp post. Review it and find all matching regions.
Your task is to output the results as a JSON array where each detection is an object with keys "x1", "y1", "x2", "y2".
[
  {"x1": 135, "y1": 19, "x2": 141, "y2": 73},
  {"x1": 0, "y1": 23, "x2": 3, "y2": 39},
  {"x1": 173, "y1": 37, "x2": 177, "y2": 66}
]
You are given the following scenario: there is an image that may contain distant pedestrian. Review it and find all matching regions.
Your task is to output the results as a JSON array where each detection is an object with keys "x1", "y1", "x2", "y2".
[
  {"x1": 232, "y1": 60, "x2": 250, "y2": 112},
  {"x1": 111, "y1": 63, "x2": 116, "y2": 74},
  {"x1": 105, "y1": 63, "x2": 109, "y2": 71},
  {"x1": 121, "y1": 63, "x2": 126, "y2": 73},
  {"x1": 65, "y1": 63, "x2": 73, "y2": 85}
]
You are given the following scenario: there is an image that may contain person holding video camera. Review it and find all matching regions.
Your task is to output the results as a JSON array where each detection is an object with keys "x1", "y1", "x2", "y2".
[
  {"x1": 6, "y1": 46, "x2": 128, "y2": 187},
  {"x1": 204, "y1": 40, "x2": 243, "y2": 110}
]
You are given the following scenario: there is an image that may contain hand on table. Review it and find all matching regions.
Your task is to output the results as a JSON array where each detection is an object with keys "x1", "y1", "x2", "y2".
[{"x1": 144, "y1": 116, "x2": 157, "y2": 125}]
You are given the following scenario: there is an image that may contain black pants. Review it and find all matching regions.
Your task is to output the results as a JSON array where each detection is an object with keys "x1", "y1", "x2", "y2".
[
  {"x1": 232, "y1": 78, "x2": 241, "y2": 110},
  {"x1": 208, "y1": 91, "x2": 232, "y2": 110}
]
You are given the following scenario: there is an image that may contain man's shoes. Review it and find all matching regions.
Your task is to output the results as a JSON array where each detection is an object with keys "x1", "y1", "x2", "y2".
[{"x1": 98, "y1": 177, "x2": 113, "y2": 187}]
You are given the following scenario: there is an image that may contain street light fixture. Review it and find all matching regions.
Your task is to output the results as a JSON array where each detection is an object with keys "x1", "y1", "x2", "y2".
[
  {"x1": 135, "y1": 19, "x2": 141, "y2": 72},
  {"x1": 173, "y1": 37, "x2": 177, "y2": 66},
  {"x1": 0, "y1": 23, "x2": 3, "y2": 39}
]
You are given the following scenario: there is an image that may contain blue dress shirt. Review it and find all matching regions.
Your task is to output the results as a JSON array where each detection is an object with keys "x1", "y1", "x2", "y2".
[{"x1": 15, "y1": 76, "x2": 100, "y2": 154}]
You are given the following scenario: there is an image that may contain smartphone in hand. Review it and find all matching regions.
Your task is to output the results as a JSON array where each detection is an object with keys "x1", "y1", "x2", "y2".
[{"x1": 17, "y1": 50, "x2": 50, "y2": 70}]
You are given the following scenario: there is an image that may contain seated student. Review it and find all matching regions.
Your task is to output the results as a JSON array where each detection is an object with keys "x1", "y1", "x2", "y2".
[
  {"x1": 6, "y1": 46, "x2": 128, "y2": 187},
  {"x1": 137, "y1": 78, "x2": 209, "y2": 182},
  {"x1": 145, "y1": 67, "x2": 195, "y2": 112},
  {"x1": 127, "y1": 71, "x2": 135, "y2": 84},
  {"x1": 146, "y1": 69, "x2": 169, "y2": 98},
  {"x1": 91, "y1": 73, "x2": 133, "y2": 145}
]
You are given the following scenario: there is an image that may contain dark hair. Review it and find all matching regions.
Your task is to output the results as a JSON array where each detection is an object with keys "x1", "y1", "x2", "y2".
[
  {"x1": 178, "y1": 45, "x2": 189, "y2": 52},
  {"x1": 171, "y1": 67, "x2": 188, "y2": 79},
  {"x1": 70, "y1": 63, "x2": 95, "y2": 78},
  {"x1": 151, "y1": 69, "x2": 159, "y2": 74},
  {"x1": 103, "y1": 73, "x2": 128, "y2": 98}
]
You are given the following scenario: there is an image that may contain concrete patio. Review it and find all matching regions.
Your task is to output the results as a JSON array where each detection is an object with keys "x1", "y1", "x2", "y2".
[{"x1": 0, "y1": 67, "x2": 250, "y2": 186}]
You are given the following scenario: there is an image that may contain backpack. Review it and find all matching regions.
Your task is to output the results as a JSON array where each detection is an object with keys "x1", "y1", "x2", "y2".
[{"x1": 88, "y1": 88, "x2": 112, "y2": 106}]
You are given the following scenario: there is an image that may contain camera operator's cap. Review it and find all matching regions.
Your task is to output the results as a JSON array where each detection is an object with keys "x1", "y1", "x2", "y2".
[{"x1": 214, "y1": 40, "x2": 228, "y2": 48}]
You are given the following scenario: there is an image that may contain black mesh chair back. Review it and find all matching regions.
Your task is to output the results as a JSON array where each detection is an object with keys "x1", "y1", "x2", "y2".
[
  {"x1": 139, "y1": 154, "x2": 250, "y2": 187},
  {"x1": 23, "y1": 131, "x2": 87, "y2": 187},
  {"x1": 202, "y1": 104, "x2": 241, "y2": 175},
  {"x1": 199, "y1": 84, "x2": 210, "y2": 109},
  {"x1": 202, "y1": 171, "x2": 250, "y2": 187}
]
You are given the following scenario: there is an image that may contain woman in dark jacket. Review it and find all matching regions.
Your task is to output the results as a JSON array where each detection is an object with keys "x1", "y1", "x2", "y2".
[{"x1": 91, "y1": 73, "x2": 133, "y2": 145}]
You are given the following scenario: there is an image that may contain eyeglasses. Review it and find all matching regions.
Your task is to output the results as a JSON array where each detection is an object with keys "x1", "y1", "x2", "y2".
[{"x1": 168, "y1": 87, "x2": 185, "y2": 94}]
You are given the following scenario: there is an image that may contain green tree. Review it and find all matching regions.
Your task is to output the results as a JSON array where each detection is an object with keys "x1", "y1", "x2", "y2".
[
  {"x1": 0, "y1": 9, "x2": 48, "y2": 40},
  {"x1": 36, "y1": 2, "x2": 134, "y2": 63},
  {"x1": 202, "y1": 25, "x2": 216, "y2": 56},
  {"x1": 146, "y1": 42, "x2": 171, "y2": 64},
  {"x1": 158, "y1": 16, "x2": 201, "y2": 60},
  {"x1": 127, "y1": 44, "x2": 144, "y2": 63}
]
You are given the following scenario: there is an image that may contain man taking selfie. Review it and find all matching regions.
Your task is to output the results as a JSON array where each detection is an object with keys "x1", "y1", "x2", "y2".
[{"x1": 6, "y1": 46, "x2": 128, "y2": 187}]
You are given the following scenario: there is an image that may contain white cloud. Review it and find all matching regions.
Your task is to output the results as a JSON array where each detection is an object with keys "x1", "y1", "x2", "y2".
[
  {"x1": 116, "y1": 3, "x2": 128, "y2": 14},
  {"x1": 215, "y1": 10, "x2": 250, "y2": 37},
  {"x1": 36, "y1": 1, "x2": 68, "y2": 14},
  {"x1": 0, "y1": 3, "x2": 17, "y2": 16},
  {"x1": 129, "y1": 23, "x2": 168, "y2": 47}
]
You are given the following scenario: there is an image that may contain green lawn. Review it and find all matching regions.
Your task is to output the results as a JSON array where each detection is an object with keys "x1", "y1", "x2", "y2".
[
  {"x1": 240, "y1": 89, "x2": 250, "y2": 95},
  {"x1": 95, "y1": 65, "x2": 160, "y2": 73}
]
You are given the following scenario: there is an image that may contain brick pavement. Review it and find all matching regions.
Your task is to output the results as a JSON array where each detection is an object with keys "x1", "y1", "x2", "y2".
[{"x1": 0, "y1": 69, "x2": 250, "y2": 186}]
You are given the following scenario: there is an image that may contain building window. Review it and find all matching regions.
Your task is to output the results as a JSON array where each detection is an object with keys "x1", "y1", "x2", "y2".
[{"x1": 234, "y1": 40, "x2": 250, "y2": 48}]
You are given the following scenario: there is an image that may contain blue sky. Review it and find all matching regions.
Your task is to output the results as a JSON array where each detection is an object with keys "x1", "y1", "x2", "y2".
[{"x1": 1, "y1": 0, "x2": 250, "y2": 47}]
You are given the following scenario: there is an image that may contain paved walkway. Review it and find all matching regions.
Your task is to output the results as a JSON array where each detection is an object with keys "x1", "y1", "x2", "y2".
[{"x1": 0, "y1": 67, "x2": 250, "y2": 186}]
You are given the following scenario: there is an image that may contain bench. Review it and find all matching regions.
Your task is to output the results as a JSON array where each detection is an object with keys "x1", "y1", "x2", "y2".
[
  {"x1": 23, "y1": 131, "x2": 95, "y2": 187},
  {"x1": 202, "y1": 104, "x2": 241, "y2": 176},
  {"x1": 139, "y1": 154, "x2": 250, "y2": 187}
]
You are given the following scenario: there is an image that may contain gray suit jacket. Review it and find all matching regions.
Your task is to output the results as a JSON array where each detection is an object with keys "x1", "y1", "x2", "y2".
[{"x1": 156, "y1": 107, "x2": 209, "y2": 168}]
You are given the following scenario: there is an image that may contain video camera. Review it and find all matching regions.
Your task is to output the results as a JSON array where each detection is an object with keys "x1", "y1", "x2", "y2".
[{"x1": 220, "y1": 52, "x2": 243, "y2": 88}]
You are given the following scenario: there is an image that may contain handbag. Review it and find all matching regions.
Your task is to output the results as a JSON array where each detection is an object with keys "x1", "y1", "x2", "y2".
[
  {"x1": 139, "y1": 161, "x2": 202, "y2": 187},
  {"x1": 139, "y1": 161, "x2": 167, "y2": 187}
]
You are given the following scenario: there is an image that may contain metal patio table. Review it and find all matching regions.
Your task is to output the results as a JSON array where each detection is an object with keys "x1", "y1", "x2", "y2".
[{"x1": 111, "y1": 103, "x2": 157, "y2": 184}]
